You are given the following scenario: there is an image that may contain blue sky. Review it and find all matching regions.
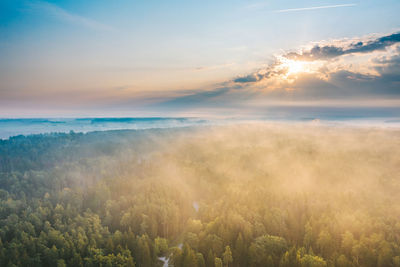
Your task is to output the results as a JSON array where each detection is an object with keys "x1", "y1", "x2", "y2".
[{"x1": 0, "y1": 0, "x2": 399, "y2": 117}]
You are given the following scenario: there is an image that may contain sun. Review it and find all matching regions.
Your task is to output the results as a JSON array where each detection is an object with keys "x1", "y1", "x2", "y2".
[
  {"x1": 286, "y1": 60, "x2": 306, "y2": 75},
  {"x1": 280, "y1": 58, "x2": 308, "y2": 76}
]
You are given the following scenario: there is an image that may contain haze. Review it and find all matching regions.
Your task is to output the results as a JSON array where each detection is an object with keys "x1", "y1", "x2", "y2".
[{"x1": 1, "y1": 0, "x2": 400, "y2": 117}]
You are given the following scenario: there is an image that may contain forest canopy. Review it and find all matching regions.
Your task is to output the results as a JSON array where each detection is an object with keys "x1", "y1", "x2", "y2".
[{"x1": 0, "y1": 123, "x2": 400, "y2": 267}]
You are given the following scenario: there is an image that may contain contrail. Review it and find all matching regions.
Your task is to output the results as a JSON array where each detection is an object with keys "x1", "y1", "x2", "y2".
[{"x1": 274, "y1": 3, "x2": 356, "y2": 13}]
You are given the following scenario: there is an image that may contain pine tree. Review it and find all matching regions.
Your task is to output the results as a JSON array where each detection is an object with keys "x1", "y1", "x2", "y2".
[
  {"x1": 182, "y1": 244, "x2": 197, "y2": 267},
  {"x1": 197, "y1": 253, "x2": 206, "y2": 267},
  {"x1": 234, "y1": 233, "x2": 246, "y2": 267},
  {"x1": 223, "y1": 246, "x2": 233, "y2": 267},
  {"x1": 207, "y1": 249, "x2": 214, "y2": 267},
  {"x1": 214, "y1": 257, "x2": 223, "y2": 267}
]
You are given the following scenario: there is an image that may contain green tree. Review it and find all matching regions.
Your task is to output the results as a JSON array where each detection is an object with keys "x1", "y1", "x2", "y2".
[
  {"x1": 300, "y1": 254, "x2": 327, "y2": 267},
  {"x1": 234, "y1": 233, "x2": 247, "y2": 267},
  {"x1": 171, "y1": 248, "x2": 183, "y2": 267},
  {"x1": 155, "y1": 237, "x2": 168, "y2": 256},
  {"x1": 317, "y1": 230, "x2": 332, "y2": 258},
  {"x1": 197, "y1": 252, "x2": 206, "y2": 267},
  {"x1": 136, "y1": 235, "x2": 152, "y2": 267},
  {"x1": 341, "y1": 231, "x2": 354, "y2": 256},
  {"x1": 279, "y1": 251, "x2": 290, "y2": 267},
  {"x1": 57, "y1": 259, "x2": 67, "y2": 267},
  {"x1": 222, "y1": 246, "x2": 233, "y2": 267},
  {"x1": 207, "y1": 250, "x2": 214, "y2": 267},
  {"x1": 336, "y1": 254, "x2": 351, "y2": 267},
  {"x1": 249, "y1": 235, "x2": 288, "y2": 266},
  {"x1": 182, "y1": 244, "x2": 197, "y2": 267},
  {"x1": 215, "y1": 257, "x2": 223, "y2": 267}
]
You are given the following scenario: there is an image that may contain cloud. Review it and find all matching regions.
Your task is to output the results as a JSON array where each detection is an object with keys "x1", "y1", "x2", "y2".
[
  {"x1": 161, "y1": 87, "x2": 231, "y2": 107},
  {"x1": 234, "y1": 74, "x2": 260, "y2": 83},
  {"x1": 233, "y1": 32, "x2": 400, "y2": 86},
  {"x1": 276, "y1": 63, "x2": 399, "y2": 99},
  {"x1": 176, "y1": 33, "x2": 400, "y2": 111},
  {"x1": 234, "y1": 60, "x2": 290, "y2": 83},
  {"x1": 274, "y1": 3, "x2": 356, "y2": 13},
  {"x1": 76, "y1": 31, "x2": 400, "y2": 114},
  {"x1": 155, "y1": 87, "x2": 241, "y2": 110},
  {"x1": 286, "y1": 32, "x2": 400, "y2": 61},
  {"x1": 154, "y1": 66, "x2": 400, "y2": 116},
  {"x1": 294, "y1": 70, "x2": 398, "y2": 98},
  {"x1": 373, "y1": 46, "x2": 400, "y2": 81},
  {"x1": 195, "y1": 63, "x2": 235, "y2": 71},
  {"x1": 27, "y1": 0, "x2": 114, "y2": 32}
]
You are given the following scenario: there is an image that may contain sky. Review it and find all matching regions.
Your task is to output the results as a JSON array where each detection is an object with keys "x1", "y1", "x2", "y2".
[{"x1": 0, "y1": 0, "x2": 399, "y2": 117}]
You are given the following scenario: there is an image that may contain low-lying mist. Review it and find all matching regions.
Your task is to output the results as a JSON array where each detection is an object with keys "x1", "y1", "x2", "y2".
[{"x1": 1, "y1": 123, "x2": 399, "y2": 267}]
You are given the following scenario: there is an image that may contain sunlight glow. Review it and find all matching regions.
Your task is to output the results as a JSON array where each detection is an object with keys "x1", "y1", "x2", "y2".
[{"x1": 279, "y1": 57, "x2": 310, "y2": 76}]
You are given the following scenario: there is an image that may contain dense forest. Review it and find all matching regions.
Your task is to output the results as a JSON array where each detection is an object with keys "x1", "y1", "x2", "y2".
[{"x1": 0, "y1": 124, "x2": 400, "y2": 267}]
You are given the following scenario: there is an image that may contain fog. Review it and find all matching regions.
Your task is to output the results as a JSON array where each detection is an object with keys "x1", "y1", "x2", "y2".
[
  {"x1": 139, "y1": 123, "x2": 400, "y2": 197},
  {"x1": 105, "y1": 123, "x2": 400, "y2": 242},
  {"x1": 1, "y1": 122, "x2": 400, "y2": 266}
]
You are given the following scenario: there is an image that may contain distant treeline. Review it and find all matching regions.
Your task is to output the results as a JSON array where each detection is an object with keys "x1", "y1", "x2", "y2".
[{"x1": 0, "y1": 125, "x2": 399, "y2": 267}]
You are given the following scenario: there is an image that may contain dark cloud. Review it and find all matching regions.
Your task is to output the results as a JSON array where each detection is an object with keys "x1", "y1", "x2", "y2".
[
  {"x1": 234, "y1": 32, "x2": 400, "y2": 85},
  {"x1": 149, "y1": 67, "x2": 400, "y2": 116},
  {"x1": 286, "y1": 32, "x2": 400, "y2": 61},
  {"x1": 268, "y1": 68, "x2": 399, "y2": 100},
  {"x1": 234, "y1": 74, "x2": 260, "y2": 83},
  {"x1": 174, "y1": 67, "x2": 399, "y2": 109},
  {"x1": 318, "y1": 70, "x2": 396, "y2": 96},
  {"x1": 276, "y1": 66, "x2": 399, "y2": 99},
  {"x1": 234, "y1": 63, "x2": 287, "y2": 83},
  {"x1": 373, "y1": 48, "x2": 400, "y2": 82},
  {"x1": 152, "y1": 85, "x2": 261, "y2": 111},
  {"x1": 150, "y1": 33, "x2": 400, "y2": 113},
  {"x1": 286, "y1": 45, "x2": 344, "y2": 61},
  {"x1": 155, "y1": 87, "x2": 231, "y2": 109}
]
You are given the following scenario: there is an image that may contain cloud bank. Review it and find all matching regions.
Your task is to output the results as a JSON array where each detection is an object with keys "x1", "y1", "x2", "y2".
[
  {"x1": 285, "y1": 32, "x2": 400, "y2": 61},
  {"x1": 230, "y1": 32, "x2": 400, "y2": 98},
  {"x1": 152, "y1": 32, "x2": 400, "y2": 115},
  {"x1": 234, "y1": 32, "x2": 400, "y2": 84}
]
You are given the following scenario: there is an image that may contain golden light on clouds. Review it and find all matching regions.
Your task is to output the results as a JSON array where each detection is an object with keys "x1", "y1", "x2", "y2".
[
  {"x1": 278, "y1": 57, "x2": 315, "y2": 78},
  {"x1": 285, "y1": 60, "x2": 307, "y2": 75}
]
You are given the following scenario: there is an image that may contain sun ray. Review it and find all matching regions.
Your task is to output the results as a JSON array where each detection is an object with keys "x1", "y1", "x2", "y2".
[{"x1": 280, "y1": 58, "x2": 308, "y2": 75}]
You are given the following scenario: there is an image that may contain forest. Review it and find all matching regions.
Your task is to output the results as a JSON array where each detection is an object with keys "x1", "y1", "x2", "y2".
[{"x1": 0, "y1": 123, "x2": 400, "y2": 267}]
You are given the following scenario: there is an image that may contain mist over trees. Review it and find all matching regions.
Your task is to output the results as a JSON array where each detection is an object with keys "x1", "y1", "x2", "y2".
[{"x1": 0, "y1": 124, "x2": 399, "y2": 266}]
